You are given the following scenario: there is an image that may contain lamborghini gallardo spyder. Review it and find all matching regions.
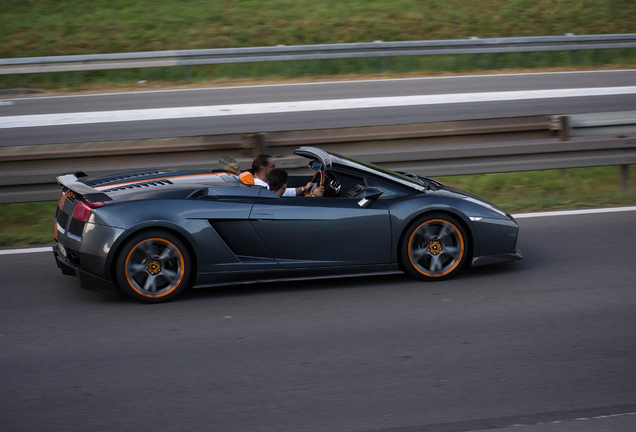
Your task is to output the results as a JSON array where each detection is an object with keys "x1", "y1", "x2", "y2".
[{"x1": 53, "y1": 147, "x2": 521, "y2": 303}]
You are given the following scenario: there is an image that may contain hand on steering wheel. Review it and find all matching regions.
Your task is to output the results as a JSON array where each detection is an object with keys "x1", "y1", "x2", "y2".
[
  {"x1": 305, "y1": 170, "x2": 325, "y2": 195},
  {"x1": 311, "y1": 170, "x2": 325, "y2": 188}
]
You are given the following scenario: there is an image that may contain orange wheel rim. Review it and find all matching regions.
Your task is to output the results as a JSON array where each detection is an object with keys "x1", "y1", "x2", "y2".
[
  {"x1": 407, "y1": 219, "x2": 464, "y2": 277},
  {"x1": 124, "y1": 238, "x2": 185, "y2": 298}
]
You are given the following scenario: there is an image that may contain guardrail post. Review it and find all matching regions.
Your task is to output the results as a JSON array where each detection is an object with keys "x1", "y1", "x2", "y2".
[
  {"x1": 184, "y1": 66, "x2": 192, "y2": 82},
  {"x1": 380, "y1": 58, "x2": 387, "y2": 73},
  {"x1": 247, "y1": 133, "x2": 269, "y2": 156},
  {"x1": 559, "y1": 115, "x2": 569, "y2": 141},
  {"x1": 620, "y1": 165, "x2": 629, "y2": 191},
  {"x1": 550, "y1": 115, "x2": 570, "y2": 141}
]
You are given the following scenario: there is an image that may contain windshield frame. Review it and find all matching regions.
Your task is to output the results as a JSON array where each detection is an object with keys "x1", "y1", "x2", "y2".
[{"x1": 328, "y1": 152, "x2": 426, "y2": 192}]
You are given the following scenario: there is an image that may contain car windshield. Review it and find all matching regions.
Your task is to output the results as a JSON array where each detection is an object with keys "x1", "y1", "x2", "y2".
[{"x1": 329, "y1": 152, "x2": 423, "y2": 188}]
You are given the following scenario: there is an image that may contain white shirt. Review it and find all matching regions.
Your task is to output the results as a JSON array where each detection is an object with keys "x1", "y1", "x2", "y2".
[{"x1": 254, "y1": 177, "x2": 297, "y2": 196}]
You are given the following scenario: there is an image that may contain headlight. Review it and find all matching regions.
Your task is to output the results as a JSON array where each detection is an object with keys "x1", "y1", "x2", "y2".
[{"x1": 462, "y1": 196, "x2": 508, "y2": 217}]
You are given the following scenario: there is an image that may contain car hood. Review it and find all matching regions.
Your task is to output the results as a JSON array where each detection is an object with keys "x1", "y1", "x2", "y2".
[{"x1": 432, "y1": 183, "x2": 512, "y2": 219}]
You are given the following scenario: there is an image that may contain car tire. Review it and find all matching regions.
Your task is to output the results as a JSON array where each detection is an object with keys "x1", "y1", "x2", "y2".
[
  {"x1": 400, "y1": 213, "x2": 468, "y2": 281},
  {"x1": 115, "y1": 230, "x2": 192, "y2": 303}
]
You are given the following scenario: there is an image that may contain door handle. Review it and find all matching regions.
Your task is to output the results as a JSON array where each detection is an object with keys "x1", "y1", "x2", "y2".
[{"x1": 251, "y1": 213, "x2": 275, "y2": 221}]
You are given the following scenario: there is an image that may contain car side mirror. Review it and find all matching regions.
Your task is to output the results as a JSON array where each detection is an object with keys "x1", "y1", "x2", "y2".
[
  {"x1": 308, "y1": 160, "x2": 323, "y2": 171},
  {"x1": 358, "y1": 187, "x2": 383, "y2": 208}
]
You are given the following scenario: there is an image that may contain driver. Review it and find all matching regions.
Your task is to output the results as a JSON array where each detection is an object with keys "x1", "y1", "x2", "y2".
[
  {"x1": 268, "y1": 169, "x2": 325, "y2": 197},
  {"x1": 240, "y1": 154, "x2": 314, "y2": 196}
]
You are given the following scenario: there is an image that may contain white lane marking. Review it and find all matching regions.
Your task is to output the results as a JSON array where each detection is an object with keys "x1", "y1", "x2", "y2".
[
  {"x1": 5, "y1": 69, "x2": 636, "y2": 101},
  {"x1": 0, "y1": 246, "x2": 52, "y2": 256},
  {"x1": 512, "y1": 205, "x2": 636, "y2": 218},
  {"x1": 2, "y1": 206, "x2": 636, "y2": 256},
  {"x1": 0, "y1": 100, "x2": 15, "y2": 106},
  {"x1": 509, "y1": 411, "x2": 636, "y2": 427},
  {"x1": 2, "y1": 86, "x2": 636, "y2": 129}
]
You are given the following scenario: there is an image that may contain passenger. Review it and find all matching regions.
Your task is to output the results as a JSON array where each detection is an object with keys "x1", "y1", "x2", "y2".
[
  {"x1": 268, "y1": 169, "x2": 324, "y2": 197},
  {"x1": 244, "y1": 154, "x2": 315, "y2": 196}
]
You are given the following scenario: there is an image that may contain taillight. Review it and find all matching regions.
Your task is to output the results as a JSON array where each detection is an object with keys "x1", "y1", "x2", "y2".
[{"x1": 72, "y1": 200, "x2": 104, "y2": 222}]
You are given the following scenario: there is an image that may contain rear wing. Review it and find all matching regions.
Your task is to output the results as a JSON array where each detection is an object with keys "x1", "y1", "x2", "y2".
[{"x1": 56, "y1": 173, "x2": 113, "y2": 203}]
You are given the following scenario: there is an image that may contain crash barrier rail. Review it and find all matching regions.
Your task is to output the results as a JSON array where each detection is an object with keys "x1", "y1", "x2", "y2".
[
  {"x1": 1, "y1": 112, "x2": 635, "y2": 204},
  {"x1": 2, "y1": 34, "x2": 636, "y2": 75}
]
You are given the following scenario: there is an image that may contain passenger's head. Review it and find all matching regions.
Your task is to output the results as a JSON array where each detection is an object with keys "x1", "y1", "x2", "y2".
[
  {"x1": 252, "y1": 154, "x2": 274, "y2": 177},
  {"x1": 267, "y1": 168, "x2": 288, "y2": 197}
]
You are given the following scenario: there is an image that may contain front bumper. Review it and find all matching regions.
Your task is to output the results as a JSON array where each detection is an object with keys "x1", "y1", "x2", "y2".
[
  {"x1": 472, "y1": 248, "x2": 523, "y2": 267},
  {"x1": 53, "y1": 243, "x2": 117, "y2": 296}
]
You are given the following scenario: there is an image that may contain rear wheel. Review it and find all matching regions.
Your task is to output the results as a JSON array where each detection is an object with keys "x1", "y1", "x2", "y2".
[
  {"x1": 400, "y1": 213, "x2": 468, "y2": 281},
  {"x1": 116, "y1": 230, "x2": 191, "y2": 303}
]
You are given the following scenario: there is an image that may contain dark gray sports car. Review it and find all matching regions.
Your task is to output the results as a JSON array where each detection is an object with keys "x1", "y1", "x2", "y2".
[{"x1": 53, "y1": 146, "x2": 521, "y2": 303}]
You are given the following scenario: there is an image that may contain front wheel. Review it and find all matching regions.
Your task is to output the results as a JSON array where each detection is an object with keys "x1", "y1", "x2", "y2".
[
  {"x1": 115, "y1": 230, "x2": 192, "y2": 303},
  {"x1": 400, "y1": 213, "x2": 468, "y2": 281}
]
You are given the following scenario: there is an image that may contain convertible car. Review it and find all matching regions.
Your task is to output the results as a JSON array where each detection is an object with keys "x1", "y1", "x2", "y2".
[{"x1": 53, "y1": 146, "x2": 521, "y2": 303}]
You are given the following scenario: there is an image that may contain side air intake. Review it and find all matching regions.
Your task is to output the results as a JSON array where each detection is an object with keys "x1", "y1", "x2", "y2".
[{"x1": 188, "y1": 188, "x2": 208, "y2": 200}]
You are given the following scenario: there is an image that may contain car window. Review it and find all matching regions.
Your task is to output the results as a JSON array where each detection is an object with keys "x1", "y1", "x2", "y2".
[{"x1": 367, "y1": 177, "x2": 408, "y2": 198}]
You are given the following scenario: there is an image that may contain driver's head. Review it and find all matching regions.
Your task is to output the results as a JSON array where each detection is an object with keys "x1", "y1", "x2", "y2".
[
  {"x1": 252, "y1": 154, "x2": 274, "y2": 178},
  {"x1": 267, "y1": 168, "x2": 288, "y2": 197}
]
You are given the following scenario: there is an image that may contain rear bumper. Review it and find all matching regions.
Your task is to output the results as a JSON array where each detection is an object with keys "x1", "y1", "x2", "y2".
[{"x1": 53, "y1": 244, "x2": 117, "y2": 296}]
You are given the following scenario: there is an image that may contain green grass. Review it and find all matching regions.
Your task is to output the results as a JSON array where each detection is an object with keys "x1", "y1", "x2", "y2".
[
  {"x1": 1, "y1": 0, "x2": 636, "y2": 89},
  {"x1": 0, "y1": 201, "x2": 58, "y2": 247},
  {"x1": 436, "y1": 166, "x2": 636, "y2": 212},
  {"x1": 3, "y1": 0, "x2": 636, "y2": 57},
  {"x1": 2, "y1": 166, "x2": 634, "y2": 247}
]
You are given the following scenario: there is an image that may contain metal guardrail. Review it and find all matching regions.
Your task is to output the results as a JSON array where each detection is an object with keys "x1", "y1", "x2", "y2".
[
  {"x1": 558, "y1": 110, "x2": 636, "y2": 138},
  {"x1": 2, "y1": 34, "x2": 636, "y2": 75},
  {"x1": 1, "y1": 113, "x2": 635, "y2": 204}
]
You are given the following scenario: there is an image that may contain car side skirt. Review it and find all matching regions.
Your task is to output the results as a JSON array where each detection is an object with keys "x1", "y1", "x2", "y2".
[{"x1": 193, "y1": 264, "x2": 402, "y2": 289}]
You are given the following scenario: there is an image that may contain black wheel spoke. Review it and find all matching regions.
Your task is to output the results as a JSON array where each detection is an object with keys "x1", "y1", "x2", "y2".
[
  {"x1": 128, "y1": 263, "x2": 147, "y2": 277},
  {"x1": 428, "y1": 255, "x2": 439, "y2": 272},
  {"x1": 436, "y1": 224, "x2": 449, "y2": 241},
  {"x1": 143, "y1": 275, "x2": 158, "y2": 292},
  {"x1": 158, "y1": 246, "x2": 175, "y2": 261},
  {"x1": 411, "y1": 247, "x2": 428, "y2": 261},
  {"x1": 162, "y1": 269, "x2": 179, "y2": 284},
  {"x1": 441, "y1": 246, "x2": 459, "y2": 259}
]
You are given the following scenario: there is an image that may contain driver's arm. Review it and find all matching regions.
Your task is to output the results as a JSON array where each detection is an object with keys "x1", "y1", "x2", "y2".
[{"x1": 294, "y1": 181, "x2": 315, "y2": 196}]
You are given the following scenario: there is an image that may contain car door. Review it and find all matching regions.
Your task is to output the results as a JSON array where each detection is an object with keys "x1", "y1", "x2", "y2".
[{"x1": 249, "y1": 191, "x2": 392, "y2": 268}]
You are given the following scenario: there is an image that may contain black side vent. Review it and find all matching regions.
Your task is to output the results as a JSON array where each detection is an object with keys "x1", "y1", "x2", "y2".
[
  {"x1": 102, "y1": 179, "x2": 173, "y2": 193},
  {"x1": 56, "y1": 210, "x2": 70, "y2": 231},
  {"x1": 188, "y1": 188, "x2": 208, "y2": 200},
  {"x1": 84, "y1": 170, "x2": 162, "y2": 187},
  {"x1": 69, "y1": 219, "x2": 86, "y2": 238}
]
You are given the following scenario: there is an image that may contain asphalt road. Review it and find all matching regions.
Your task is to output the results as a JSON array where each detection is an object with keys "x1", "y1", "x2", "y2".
[
  {"x1": 2, "y1": 70, "x2": 636, "y2": 146},
  {"x1": 1, "y1": 209, "x2": 635, "y2": 432}
]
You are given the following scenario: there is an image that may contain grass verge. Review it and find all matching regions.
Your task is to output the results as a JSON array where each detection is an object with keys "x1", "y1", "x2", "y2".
[
  {"x1": 2, "y1": 0, "x2": 635, "y2": 90},
  {"x1": 1, "y1": 166, "x2": 634, "y2": 248},
  {"x1": 3, "y1": 0, "x2": 636, "y2": 58}
]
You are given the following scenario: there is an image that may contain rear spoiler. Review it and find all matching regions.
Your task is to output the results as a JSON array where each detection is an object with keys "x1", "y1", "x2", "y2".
[{"x1": 56, "y1": 173, "x2": 113, "y2": 203}]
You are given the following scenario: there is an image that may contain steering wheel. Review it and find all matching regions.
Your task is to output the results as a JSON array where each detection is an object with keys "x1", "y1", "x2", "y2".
[
  {"x1": 311, "y1": 170, "x2": 325, "y2": 189},
  {"x1": 306, "y1": 170, "x2": 325, "y2": 195},
  {"x1": 308, "y1": 170, "x2": 342, "y2": 197},
  {"x1": 316, "y1": 171, "x2": 344, "y2": 197}
]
